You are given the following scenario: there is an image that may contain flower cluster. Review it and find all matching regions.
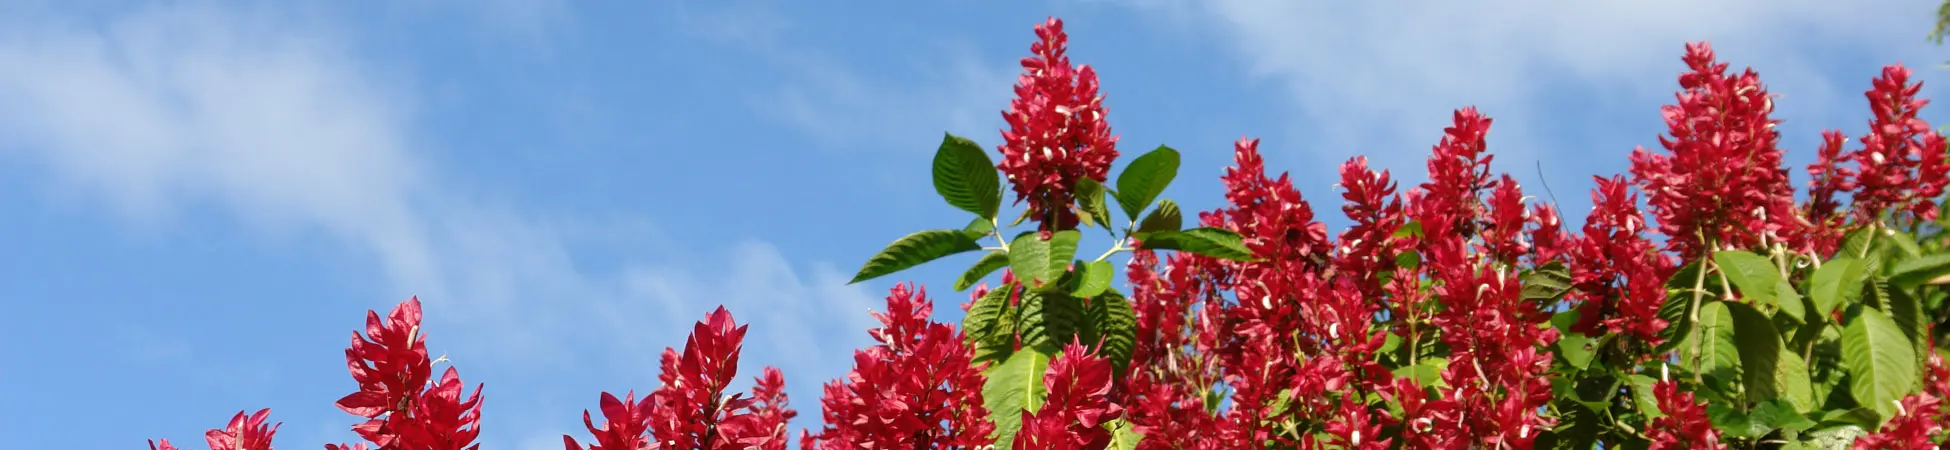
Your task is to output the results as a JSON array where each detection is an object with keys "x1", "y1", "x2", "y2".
[
  {"x1": 1567, "y1": 175, "x2": 1674, "y2": 346},
  {"x1": 648, "y1": 307, "x2": 794, "y2": 450},
  {"x1": 335, "y1": 297, "x2": 484, "y2": 450},
  {"x1": 1630, "y1": 42, "x2": 1800, "y2": 259},
  {"x1": 997, "y1": 17, "x2": 1119, "y2": 232},
  {"x1": 1845, "y1": 65, "x2": 1950, "y2": 224},
  {"x1": 1646, "y1": 380, "x2": 1723, "y2": 449},
  {"x1": 801, "y1": 284, "x2": 993, "y2": 449},
  {"x1": 1015, "y1": 341, "x2": 1124, "y2": 450},
  {"x1": 148, "y1": 409, "x2": 280, "y2": 450}
]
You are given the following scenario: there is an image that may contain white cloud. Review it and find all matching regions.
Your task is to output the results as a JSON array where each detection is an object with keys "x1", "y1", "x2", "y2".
[
  {"x1": 1129, "y1": 0, "x2": 1946, "y2": 186},
  {"x1": 0, "y1": 2, "x2": 876, "y2": 444}
]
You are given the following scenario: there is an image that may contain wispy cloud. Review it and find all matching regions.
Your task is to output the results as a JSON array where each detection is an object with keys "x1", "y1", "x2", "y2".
[
  {"x1": 1124, "y1": 0, "x2": 1946, "y2": 196},
  {"x1": 0, "y1": 2, "x2": 878, "y2": 444}
]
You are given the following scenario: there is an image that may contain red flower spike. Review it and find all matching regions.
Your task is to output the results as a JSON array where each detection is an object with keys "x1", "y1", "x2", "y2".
[
  {"x1": 735, "y1": 367, "x2": 796, "y2": 450},
  {"x1": 1630, "y1": 42, "x2": 1800, "y2": 259},
  {"x1": 998, "y1": 17, "x2": 1120, "y2": 232},
  {"x1": 1846, "y1": 64, "x2": 1950, "y2": 224},
  {"x1": 1851, "y1": 393, "x2": 1946, "y2": 449},
  {"x1": 804, "y1": 283, "x2": 993, "y2": 449},
  {"x1": 1802, "y1": 129, "x2": 1857, "y2": 256},
  {"x1": 1647, "y1": 380, "x2": 1723, "y2": 449},
  {"x1": 1016, "y1": 340, "x2": 1123, "y2": 450},
  {"x1": 651, "y1": 306, "x2": 756, "y2": 450},
  {"x1": 337, "y1": 297, "x2": 432, "y2": 420},
  {"x1": 150, "y1": 440, "x2": 179, "y2": 450},
  {"x1": 202, "y1": 409, "x2": 280, "y2": 450},
  {"x1": 563, "y1": 390, "x2": 654, "y2": 450},
  {"x1": 389, "y1": 367, "x2": 483, "y2": 450},
  {"x1": 1570, "y1": 175, "x2": 1675, "y2": 346}
]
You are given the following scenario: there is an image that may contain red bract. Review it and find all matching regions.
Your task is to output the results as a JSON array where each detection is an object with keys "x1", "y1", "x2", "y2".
[
  {"x1": 1630, "y1": 42, "x2": 1800, "y2": 259},
  {"x1": 563, "y1": 390, "x2": 654, "y2": 450},
  {"x1": 1845, "y1": 64, "x2": 1950, "y2": 224},
  {"x1": 1569, "y1": 175, "x2": 1675, "y2": 346},
  {"x1": 338, "y1": 298, "x2": 431, "y2": 420},
  {"x1": 803, "y1": 283, "x2": 993, "y2": 449},
  {"x1": 388, "y1": 367, "x2": 483, "y2": 450},
  {"x1": 1802, "y1": 130, "x2": 1857, "y2": 256},
  {"x1": 333, "y1": 297, "x2": 486, "y2": 450},
  {"x1": 738, "y1": 367, "x2": 795, "y2": 450},
  {"x1": 997, "y1": 17, "x2": 1119, "y2": 231},
  {"x1": 1015, "y1": 341, "x2": 1123, "y2": 450},
  {"x1": 151, "y1": 409, "x2": 281, "y2": 450},
  {"x1": 1647, "y1": 380, "x2": 1723, "y2": 450},
  {"x1": 1851, "y1": 393, "x2": 1945, "y2": 449},
  {"x1": 651, "y1": 307, "x2": 772, "y2": 450}
]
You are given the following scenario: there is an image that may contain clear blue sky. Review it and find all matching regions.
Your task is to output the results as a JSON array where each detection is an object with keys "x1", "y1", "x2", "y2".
[{"x1": 0, "y1": 0, "x2": 1943, "y2": 448}]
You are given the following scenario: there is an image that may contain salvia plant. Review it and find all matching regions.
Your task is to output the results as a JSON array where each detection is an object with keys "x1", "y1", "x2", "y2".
[{"x1": 146, "y1": 17, "x2": 1950, "y2": 450}]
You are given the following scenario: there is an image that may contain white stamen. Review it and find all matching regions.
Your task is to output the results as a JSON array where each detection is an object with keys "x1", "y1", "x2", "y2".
[
  {"x1": 1261, "y1": 295, "x2": 1274, "y2": 309},
  {"x1": 1352, "y1": 431, "x2": 1362, "y2": 445},
  {"x1": 1661, "y1": 364, "x2": 1669, "y2": 382},
  {"x1": 1871, "y1": 152, "x2": 1886, "y2": 164},
  {"x1": 1330, "y1": 323, "x2": 1341, "y2": 339}
]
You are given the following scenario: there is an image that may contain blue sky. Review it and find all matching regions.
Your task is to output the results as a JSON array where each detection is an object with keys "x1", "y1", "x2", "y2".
[{"x1": 0, "y1": 0, "x2": 1945, "y2": 448}]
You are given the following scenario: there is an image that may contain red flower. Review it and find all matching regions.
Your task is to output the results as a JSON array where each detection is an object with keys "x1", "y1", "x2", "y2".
[
  {"x1": 1846, "y1": 64, "x2": 1950, "y2": 224},
  {"x1": 1630, "y1": 42, "x2": 1800, "y2": 259},
  {"x1": 734, "y1": 367, "x2": 795, "y2": 450},
  {"x1": 148, "y1": 409, "x2": 280, "y2": 450},
  {"x1": 1570, "y1": 175, "x2": 1675, "y2": 346},
  {"x1": 651, "y1": 307, "x2": 762, "y2": 450},
  {"x1": 1015, "y1": 341, "x2": 1123, "y2": 450},
  {"x1": 1802, "y1": 130, "x2": 1857, "y2": 256},
  {"x1": 388, "y1": 367, "x2": 484, "y2": 450},
  {"x1": 998, "y1": 17, "x2": 1119, "y2": 231},
  {"x1": 803, "y1": 283, "x2": 992, "y2": 449},
  {"x1": 333, "y1": 297, "x2": 484, "y2": 450},
  {"x1": 563, "y1": 391, "x2": 654, "y2": 450},
  {"x1": 337, "y1": 298, "x2": 432, "y2": 420},
  {"x1": 1850, "y1": 393, "x2": 1945, "y2": 449},
  {"x1": 1647, "y1": 380, "x2": 1723, "y2": 450}
]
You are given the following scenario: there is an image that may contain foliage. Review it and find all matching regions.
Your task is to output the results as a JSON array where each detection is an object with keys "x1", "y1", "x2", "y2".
[{"x1": 146, "y1": 15, "x2": 1950, "y2": 450}]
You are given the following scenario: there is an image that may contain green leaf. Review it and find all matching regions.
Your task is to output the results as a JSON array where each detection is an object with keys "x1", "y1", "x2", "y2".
[
  {"x1": 1888, "y1": 253, "x2": 1950, "y2": 288},
  {"x1": 1085, "y1": 291, "x2": 1139, "y2": 377},
  {"x1": 983, "y1": 349, "x2": 1053, "y2": 447},
  {"x1": 1071, "y1": 261, "x2": 1115, "y2": 298},
  {"x1": 1657, "y1": 261, "x2": 1707, "y2": 354},
  {"x1": 956, "y1": 252, "x2": 1011, "y2": 292},
  {"x1": 1748, "y1": 399, "x2": 1816, "y2": 433},
  {"x1": 1811, "y1": 258, "x2": 1867, "y2": 318},
  {"x1": 1393, "y1": 360, "x2": 1449, "y2": 388},
  {"x1": 964, "y1": 217, "x2": 995, "y2": 237},
  {"x1": 1841, "y1": 307, "x2": 1919, "y2": 423},
  {"x1": 1715, "y1": 250, "x2": 1786, "y2": 311},
  {"x1": 1696, "y1": 301, "x2": 1742, "y2": 385},
  {"x1": 963, "y1": 285, "x2": 1017, "y2": 364},
  {"x1": 1008, "y1": 230, "x2": 1081, "y2": 290},
  {"x1": 1019, "y1": 291, "x2": 1086, "y2": 353},
  {"x1": 1886, "y1": 286, "x2": 1930, "y2": 377},
  {"x1": 1076, "y1": 178, "x2": 1114, "y2": 229},
  {"x1": 1625, "y1": 374, "x2": 1666, "y2": 419},
  {"x1": 1522, "y1": 261, "x2": 1574, "y2": 302},
  {"x1": 851, "y1": 230, "x2": 984, "y2": 284},
  {"x1": 932, "y1": 133, "x2": 1002, "y2": 219},
  {"x1": 1840, "y1": 227, "x2": 1876, "y2": 260},
  {"x1": 1728, "y1": 302, "x2": 1812, "y2": 411},
  {"x1": 1114, "y1": 145, "x2": 1181, "y2": 219},
  {"x1": 1776, "y1": 277, "x2": 1807, "y2": 322},
  {"x1": 1137, "y1": 227, "x2": 1255, "y2": 261},
  {"x1": 1107, "y1": 419, "x2": 1143, "y2": 450},
  {"x1": 1135, "y1": 199, "x2": 1183, "y2": 235},
  {"x1": 1550, "y1": 311, "x2": 1595, "y2": 371}
]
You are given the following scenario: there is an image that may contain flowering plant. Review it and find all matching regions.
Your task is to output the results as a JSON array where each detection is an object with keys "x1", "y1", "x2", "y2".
[{"x1": 148, "y1": 16, "x2": 1950, "y2": 450}]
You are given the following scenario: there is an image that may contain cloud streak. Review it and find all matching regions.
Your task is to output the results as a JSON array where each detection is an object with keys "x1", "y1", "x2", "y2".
[{"x1": 0, "y1": 2, "x2": 879, "y2": 445}]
